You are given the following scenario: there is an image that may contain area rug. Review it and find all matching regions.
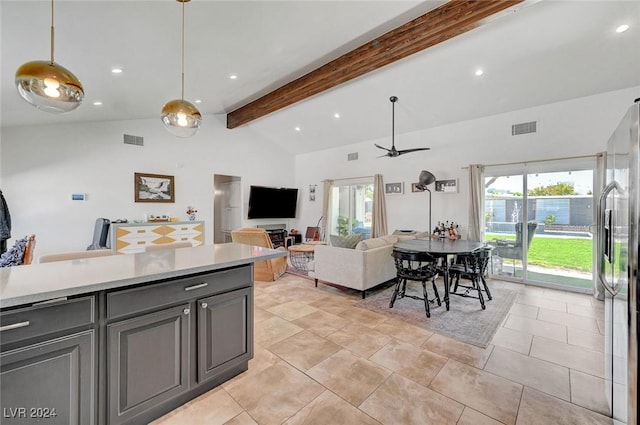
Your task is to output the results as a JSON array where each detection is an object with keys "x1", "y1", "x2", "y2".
[{"x1": 355, "y1": 281, "x2": 517, "y2": 348}]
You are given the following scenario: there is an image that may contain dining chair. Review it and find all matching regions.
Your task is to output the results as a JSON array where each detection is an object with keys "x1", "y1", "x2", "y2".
[
  {"x1": 38, "y1": 249, "x2": 114, "y2": 263},
  {"x1": 449, "y1": 247, "x2": 492, "y2": 309},
  {"x1": 390, "y1": 249, "x2": 441, "y2": 317},
  {"x1": 0, "y1": 234, "x2": 36, "y2": 267}
]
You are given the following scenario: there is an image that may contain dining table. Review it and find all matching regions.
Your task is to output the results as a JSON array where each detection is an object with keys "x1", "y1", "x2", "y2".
[{"x1": 393, "y1": 238, "x2": 486, "y2": 310}]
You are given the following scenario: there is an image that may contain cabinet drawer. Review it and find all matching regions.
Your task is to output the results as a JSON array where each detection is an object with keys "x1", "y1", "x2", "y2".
[
  {"x1": 106, "y1": 266, "x2": 252, "y2": 320},
  {"x1": 0, "y1": 297, "x2": 95, "y2": 347}
]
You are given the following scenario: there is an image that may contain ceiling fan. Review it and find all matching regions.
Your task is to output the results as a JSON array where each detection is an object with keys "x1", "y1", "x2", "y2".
[{"x1": 375, "y1": 96, "x2": 431, "y2": 158}]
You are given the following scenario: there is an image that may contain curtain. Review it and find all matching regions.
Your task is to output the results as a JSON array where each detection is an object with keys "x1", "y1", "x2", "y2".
[
  {"x1": 372, "y1": 174, "x2": 388, "y2": 238},
  {"x1": 468, "y1": 164, "x2": 485, "y2": 241},
  {"x1": 321, "y1": 180, "x2": 333, "y2": 240},
  {"x1": 593, "y1": 152, "x2": 606, "y2": 300}
]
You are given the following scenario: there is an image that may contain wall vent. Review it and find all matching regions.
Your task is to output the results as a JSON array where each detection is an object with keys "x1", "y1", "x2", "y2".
[
  {"x1": 511, "y1": 121, "x2": 537, "y2": 136},
  {"x1": 123, "y1": 134, "x2": 144, "y2": 146},
  {"x1": 347, "y1": 152, "x2": 358, "y2": 161}
]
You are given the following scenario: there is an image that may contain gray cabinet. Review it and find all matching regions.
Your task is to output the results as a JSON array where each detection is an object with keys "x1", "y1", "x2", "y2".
[
  {"x1": 107, "y1": 303, "x2": 191, "y2": 425},
  {"x1": 0, "y1": 331, "x2": 95, "y2": 425},
  {"x1": 106, "y1": 266, "x2": 253, "y2": 424},
  {"x1": 197, "y1": 287, "x2": 253, "y2": 382}
]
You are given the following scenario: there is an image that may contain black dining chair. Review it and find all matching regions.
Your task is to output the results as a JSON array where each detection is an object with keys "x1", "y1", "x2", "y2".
[
  {"x1": 449, "y1": 247, "x2": 492, "y2": 309},
  {"x1": 390, "y1": 249, "x2": 441, "y2": 317}
]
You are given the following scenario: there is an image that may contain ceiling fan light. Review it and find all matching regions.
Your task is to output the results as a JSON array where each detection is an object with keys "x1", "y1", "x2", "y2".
[
  {"x1": 15, "y1": 60, "x2": 84, "y2": 113},
  {"x1": 161, "y1": 99, "x2": 202, "y2": 138}
]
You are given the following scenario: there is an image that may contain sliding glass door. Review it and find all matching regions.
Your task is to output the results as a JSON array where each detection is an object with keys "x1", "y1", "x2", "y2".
[
  {"x1": 328, "y1": 179, "x2": 374, "y2": 240},
  {"x1": 484, "y1": 158, "x2": 596, "y2": 291}
]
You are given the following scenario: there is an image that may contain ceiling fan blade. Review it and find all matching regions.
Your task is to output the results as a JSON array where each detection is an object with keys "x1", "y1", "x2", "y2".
[
  {"x1": 374, "y1": 143, "x2": 391, "y2": 152},
  {"x1": 377, "y1": 153, "x2": 390, "y2": 158},
  {"x1": 397, "y1": 147, "x2": 431, "y2": 155}
]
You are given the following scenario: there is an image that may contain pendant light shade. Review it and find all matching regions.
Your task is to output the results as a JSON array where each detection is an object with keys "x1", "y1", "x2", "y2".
[
  {"x1": 162, "y1": 0, "x2": 201, "y2": 138},
  {"x1": 15, "y1": 0, "x2": 84, "y2": 113},
  {"x1": 161, "y1": 99, "x2": 202, "y2": 138}
]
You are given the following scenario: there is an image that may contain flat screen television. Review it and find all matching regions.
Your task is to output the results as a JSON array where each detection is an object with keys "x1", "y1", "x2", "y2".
[{"x1": 247, "y1": 185, "x2": 298, "y2": 219}]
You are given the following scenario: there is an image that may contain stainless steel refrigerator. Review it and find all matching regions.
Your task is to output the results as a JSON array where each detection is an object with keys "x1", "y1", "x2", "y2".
[{"x1": 598, "y1": 98, "x2": 639, "y2": 425}]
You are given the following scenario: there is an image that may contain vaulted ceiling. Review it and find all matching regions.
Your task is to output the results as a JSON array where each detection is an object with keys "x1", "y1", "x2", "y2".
[{"x1": 1, "y1": 1, "x2": 639, "y2": 154}]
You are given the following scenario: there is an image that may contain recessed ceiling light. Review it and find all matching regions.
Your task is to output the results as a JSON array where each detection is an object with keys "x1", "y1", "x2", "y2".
[
  {"x1": 111, "y1": 68, "x2": 123, "y2": 74},
  {"x1": 194, "y1": 99, "x2": 202, "y2": 104},
  {"x1": 294, "y1": 126, "x2": 301, "y2": 132},
  {"x1": 616, "y1": 24, "x2": 629, "y2": 33},
  {"x1": 229, "y1": 74, "x2": 238, "y2": 80},
  {"x1": 475, "y1": 69, "x2": 484, "y2": 76},
  {"x1": 92, "y1": 101, "x2": 103, "y2": 106},
  {"x1": 334, "y1": 113, "x2": 341, "y2": 119}
]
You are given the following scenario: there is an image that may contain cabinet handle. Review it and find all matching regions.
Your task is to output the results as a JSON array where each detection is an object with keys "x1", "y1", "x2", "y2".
[
  {"x1": 201, "y1": 302, "x2": 208, "y2": 309},
  {"x1": 184, "y1": 282, "x2": 208, "y2": 291},
  {"x1": 183, "y1": 308, "x2": 190, "y2": 315},
  {"x1": 0, "y1": 321, "x2": 30, "y2": 332}
]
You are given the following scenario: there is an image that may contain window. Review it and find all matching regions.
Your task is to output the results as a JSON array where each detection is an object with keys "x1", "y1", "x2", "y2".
[
  {"x1": 328, "y1": 179, "x2": 374, "y2": 240},
  {"x1": 484, "y1": 158, "x2": 596, "y2": 292}
]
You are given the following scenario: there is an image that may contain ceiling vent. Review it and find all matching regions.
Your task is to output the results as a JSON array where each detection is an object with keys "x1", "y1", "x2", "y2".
[
  {"x1": 123, "y1": 134, "x2": 144, "y2": 146},
  {"x1": 347, "y1": 152, "x2": 359, "y2": 161},
  {"x1": 512, "y1": 121, "x2": 537, "y2": 136}
]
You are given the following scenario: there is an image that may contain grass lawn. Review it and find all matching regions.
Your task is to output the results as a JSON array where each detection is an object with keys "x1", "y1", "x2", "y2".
[{"x1": 485, "y1": 233, "x2": 593, "y2": 272}]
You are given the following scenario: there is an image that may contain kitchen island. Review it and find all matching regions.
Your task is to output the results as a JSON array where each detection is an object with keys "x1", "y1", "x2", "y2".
[{"x1": 0, "y1": 243, "x2": 286, "y2": 425}]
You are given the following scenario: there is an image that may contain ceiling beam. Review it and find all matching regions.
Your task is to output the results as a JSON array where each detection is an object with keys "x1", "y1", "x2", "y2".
[{"x1": 227, "y1": 0, "x2": 526, "y2": 129}]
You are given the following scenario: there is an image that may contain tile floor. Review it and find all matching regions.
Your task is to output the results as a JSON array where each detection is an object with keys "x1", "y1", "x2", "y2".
[{"x1": 151, "y1": 274, "x2": 613, "y2": 425}]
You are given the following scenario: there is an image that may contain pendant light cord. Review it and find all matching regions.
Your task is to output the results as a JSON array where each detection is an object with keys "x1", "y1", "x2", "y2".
[
  {"x1": 50, "y1": 0, "x2": 55, "y2": 64},
  {"x1": 181, "y1": 0, "x2": 185, "y2": 101}
]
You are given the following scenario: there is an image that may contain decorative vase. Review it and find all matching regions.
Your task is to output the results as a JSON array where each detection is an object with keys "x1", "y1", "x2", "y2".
[{"x1": 188, "y1": 213, "x2": 196, "y2": 221}]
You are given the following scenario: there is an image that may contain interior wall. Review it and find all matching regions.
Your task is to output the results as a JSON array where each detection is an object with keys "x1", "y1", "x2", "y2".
[
  {"x1": 1, "y1": 114, "x2": 295, "y2": 256},
  {"x1": 293, "y1": 86, "x2": 640, "y2": 238}
]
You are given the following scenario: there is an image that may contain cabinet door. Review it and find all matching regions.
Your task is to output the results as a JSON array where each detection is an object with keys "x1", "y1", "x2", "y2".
[
  {"x1": 197, "y1": 287, "x2": 253, "y2": 383},
  {"x1": 108, "y1": 304, "x2": 190, "y2": 425},
  {"x1": 0, "y1": 330, "x2": 95, "y2": 425},
  {"x1": 113, "y1": 224, "x2": 165, "y2": 254}
]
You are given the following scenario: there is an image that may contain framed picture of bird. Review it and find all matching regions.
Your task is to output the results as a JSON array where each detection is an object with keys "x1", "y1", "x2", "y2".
[{"x1": 134, "y1": 172, "x2": 175, "y2": 203}]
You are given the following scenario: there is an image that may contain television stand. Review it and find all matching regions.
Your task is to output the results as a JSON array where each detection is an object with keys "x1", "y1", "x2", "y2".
[{"x1": 257, "y1": 224, "x2": 287, "y2": 248}]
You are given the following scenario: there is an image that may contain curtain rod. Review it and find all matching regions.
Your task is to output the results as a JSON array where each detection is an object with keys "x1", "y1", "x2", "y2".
[
  {"x1": 322, "y1": 175, "x2": 375, "y2": 182},
  {"x1": 461, "y1": 153, "x2": 603, "y2": 169}
]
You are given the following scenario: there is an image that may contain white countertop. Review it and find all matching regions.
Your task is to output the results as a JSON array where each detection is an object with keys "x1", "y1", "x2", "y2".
[{"x1": 0, "y1": 243, "x2": 286, "y2": 308}]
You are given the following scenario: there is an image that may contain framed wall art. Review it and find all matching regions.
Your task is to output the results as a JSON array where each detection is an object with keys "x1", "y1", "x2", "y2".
[
  {"x1": 411, "y1": 183, "x2": 425, "y2": 192},
  {"x1": 134, "y1": 172, "x2": 175, "y2": 203},
  {"x1": 435, "y1": 179, "x2": 458, "y2": 193},
  {"x1": 384, "y1": 182, "x2": 404, "y2": 195}
]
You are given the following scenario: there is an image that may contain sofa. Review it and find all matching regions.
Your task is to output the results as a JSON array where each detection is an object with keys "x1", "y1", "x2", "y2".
[{"x1": 309, "y1": 233, "x2": 421, "y2": 298}]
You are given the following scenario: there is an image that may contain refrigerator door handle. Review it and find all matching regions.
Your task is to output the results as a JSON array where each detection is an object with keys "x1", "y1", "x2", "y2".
[{"x1": 597, "y1": 180, "x2": 622, "y2": 296}]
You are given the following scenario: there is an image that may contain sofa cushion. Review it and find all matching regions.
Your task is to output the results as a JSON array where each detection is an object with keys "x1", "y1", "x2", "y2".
[
  {"x1": 329, "y1": 233, "x2": 362, "y2": 249},
  {"x1": 355, "y1": 235, "x2": 398, "y2": 251}
]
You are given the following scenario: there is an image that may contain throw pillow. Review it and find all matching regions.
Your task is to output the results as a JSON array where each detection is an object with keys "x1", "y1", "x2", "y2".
[
  {"x1": 329, "y1": 234, "x2": 362, "y2": 249},
  {"x1": 0, "y1": 236, "x2": 27, "y2": 268}
]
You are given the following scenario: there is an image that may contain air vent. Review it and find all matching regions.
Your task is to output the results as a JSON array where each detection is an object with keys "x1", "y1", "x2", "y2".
[
  {"x1": 512, "y1": 121, "x2": 537, "y2": 136},
  {"x1": 123, "y1": 134, "x2": 144, "y2": 146},
  {"x1": 347, "y1": 152, "x2": 358, "y2": 161}
]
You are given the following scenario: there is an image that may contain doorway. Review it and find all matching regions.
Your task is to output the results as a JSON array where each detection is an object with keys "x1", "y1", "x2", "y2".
[
  {"x1": 213, "y1": 175, "x2": 241, "y2": 244},
  {"x1": 484, "y1": 158, "x2": 596, "y2": 292}
]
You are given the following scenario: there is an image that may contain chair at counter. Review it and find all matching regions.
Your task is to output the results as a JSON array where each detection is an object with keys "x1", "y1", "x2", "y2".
[{"x1": 0, "y1": 234, "x2": 35, "y2": 267}]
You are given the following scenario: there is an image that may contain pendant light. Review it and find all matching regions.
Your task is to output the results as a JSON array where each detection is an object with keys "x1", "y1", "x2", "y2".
[
  {"x1": 161, "y1": 0, "x2": 201, "y2": 138},
  {"x1": 15, "y1": 0, "x2": 84, "y2": 113}
]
